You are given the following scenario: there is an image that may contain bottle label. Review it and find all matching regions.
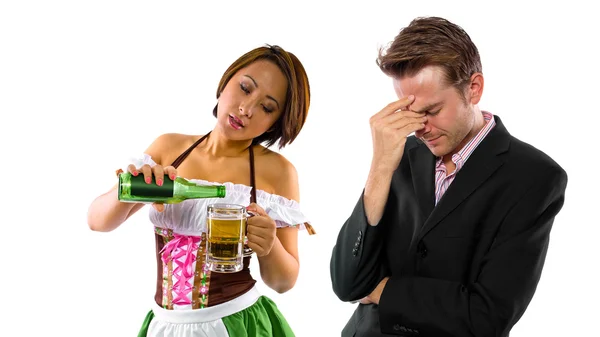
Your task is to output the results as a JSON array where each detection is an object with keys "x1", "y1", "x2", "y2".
[{"x1": 130, "y1": 174, "x2": 174, "y2": 198}]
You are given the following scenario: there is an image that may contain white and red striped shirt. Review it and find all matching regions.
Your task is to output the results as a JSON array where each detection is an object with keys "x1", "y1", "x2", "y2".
[{"x1": 434, "y1": 111, "x2": 496, "y2": 205}]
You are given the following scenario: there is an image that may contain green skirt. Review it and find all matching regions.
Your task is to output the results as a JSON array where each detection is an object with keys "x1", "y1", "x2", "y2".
[{"x1": 138, "y1": 296, "x2": 295, "y2": 337}]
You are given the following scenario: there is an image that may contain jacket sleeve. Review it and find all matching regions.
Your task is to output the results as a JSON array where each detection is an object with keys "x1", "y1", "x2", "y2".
[
  {"x1": 330, "y1": 190, "x2": 391, "y2": 302},
  {"x1": 378, "y1": 167, "x2": 568, "y2": 336}
]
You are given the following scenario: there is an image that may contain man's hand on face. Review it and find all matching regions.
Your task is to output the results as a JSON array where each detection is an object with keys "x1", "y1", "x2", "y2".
[{"x1": 369, "y1": 95, "x2": 426, "y2": 172}]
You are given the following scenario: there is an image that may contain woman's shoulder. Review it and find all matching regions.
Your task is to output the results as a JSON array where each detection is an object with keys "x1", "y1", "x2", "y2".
[
  {"x1": 254, "y1": 145, "x2": 299, "y2": 200},
  {"x1": 151, "y1": 132, "x2": 201, "y2": 146},
  {"x1": 255, "y1": 146, "x2": 297, "y2": 176},
  {"x1": 146, "y1": 133, "x2": 206, "y2": 165}
]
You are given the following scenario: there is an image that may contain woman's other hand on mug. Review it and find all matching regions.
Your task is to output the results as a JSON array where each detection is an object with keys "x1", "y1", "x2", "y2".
[{"x1": 245, "y1": 203, "x2": 276, "y2": 257}]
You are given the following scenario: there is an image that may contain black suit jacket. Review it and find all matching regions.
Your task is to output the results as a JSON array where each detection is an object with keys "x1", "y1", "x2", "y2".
[{"x1": 330, "y1": 116, "x2": 568, "y2": 337}]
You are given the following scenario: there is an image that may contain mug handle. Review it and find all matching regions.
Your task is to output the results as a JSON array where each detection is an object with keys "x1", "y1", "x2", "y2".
[{"x1": 243, "y1": 211, "x2": 257, "y2": 256}]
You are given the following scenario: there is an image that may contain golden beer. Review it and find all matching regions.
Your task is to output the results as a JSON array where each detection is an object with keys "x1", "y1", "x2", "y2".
[
  {"x1": 206, "y1": 204, "x2": 246, "y2": 273},
  {"x1": 207, "y1": 218, "x2": 245, "y2": 258}
]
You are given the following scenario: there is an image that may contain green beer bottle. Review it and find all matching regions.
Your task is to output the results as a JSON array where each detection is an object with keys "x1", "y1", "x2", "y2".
[{"x1": 118, "y1": 172, "x2": 226, "y2": 204}]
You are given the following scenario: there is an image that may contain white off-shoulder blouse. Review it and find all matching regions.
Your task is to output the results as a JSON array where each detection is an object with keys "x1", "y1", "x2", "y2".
[{"x1": 126, "y1": 153, "x2": 313, "y2": 236}]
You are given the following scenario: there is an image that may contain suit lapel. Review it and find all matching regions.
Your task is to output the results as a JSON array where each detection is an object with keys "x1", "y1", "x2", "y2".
[
  {"x1": 408, "y1": 142, "x2": 436, "y2": 219},
  {"x1": 417, "y1": 116, "x2": 511, "y2": 240}
]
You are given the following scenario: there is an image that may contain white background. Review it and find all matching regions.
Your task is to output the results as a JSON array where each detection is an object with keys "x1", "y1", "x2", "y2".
[{"x1": 1, "y1": 1, "x2": 598, "y2": 336}]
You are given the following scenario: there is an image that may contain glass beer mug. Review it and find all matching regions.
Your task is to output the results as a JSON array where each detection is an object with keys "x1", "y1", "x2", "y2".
[{"x1": 205, "y1": 204, "x2": 254, "y2": 273}]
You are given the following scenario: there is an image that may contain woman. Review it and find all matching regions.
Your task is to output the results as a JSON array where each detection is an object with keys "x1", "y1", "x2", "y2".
[{"x1": 87, "y1": 44, "x2": 314, "y2": 337}]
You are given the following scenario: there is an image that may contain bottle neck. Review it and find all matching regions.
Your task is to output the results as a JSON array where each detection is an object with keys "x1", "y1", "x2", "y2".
[{"x1": 174, "y1": 178, "x2": 226, "y2": 199}]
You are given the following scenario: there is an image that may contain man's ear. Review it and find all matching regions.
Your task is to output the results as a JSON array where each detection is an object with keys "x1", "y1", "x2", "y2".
[{"x1": 468, "y1": 72, "x2": 484, "y2": 105}]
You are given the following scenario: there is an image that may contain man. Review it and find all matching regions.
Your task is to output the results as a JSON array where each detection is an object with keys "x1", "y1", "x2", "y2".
[{"x1": 330, "y1": 16, "x2": 568, "y2": 337}]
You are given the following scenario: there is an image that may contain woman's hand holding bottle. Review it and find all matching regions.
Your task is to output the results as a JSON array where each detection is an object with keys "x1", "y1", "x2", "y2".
[
  {"x1": 125, "y1": 163, "x2": 178, "y2": 212},
  {"x1": 118, "y1": 163, "x2": 226, "y2": 209}
]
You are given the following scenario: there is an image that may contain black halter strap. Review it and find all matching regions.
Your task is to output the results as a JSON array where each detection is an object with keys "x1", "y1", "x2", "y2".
[{"x1": 170, "y1": 131, "x2": 257, "y2": 202}]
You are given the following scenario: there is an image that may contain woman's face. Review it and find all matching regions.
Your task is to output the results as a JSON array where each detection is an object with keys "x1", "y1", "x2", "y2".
[{"x1": 216, "y1": 59, "x2": 288, "y2": 141}]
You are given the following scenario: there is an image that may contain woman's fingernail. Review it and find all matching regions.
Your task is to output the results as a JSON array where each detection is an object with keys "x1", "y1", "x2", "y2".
[
  {"x1": 145, "y1": 177, "x2": 151, "y2": 184},
  {"x1": 133, "y1": 171, "x2": 138, "y2": 176},
  {"x1": 157, "y1": 179, "x2": 163, "y2": 186}
]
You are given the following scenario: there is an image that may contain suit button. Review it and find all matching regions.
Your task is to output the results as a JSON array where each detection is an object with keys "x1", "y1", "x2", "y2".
[
  {"x1": 417, "y1": 241, "x2": 428, "y2": 258},
  {"x1": 352, "y1": 248, "x2": 358, "y2": 256},
  {"x1": 358, "y1": 230, "x2": 362, "y2": 237}
]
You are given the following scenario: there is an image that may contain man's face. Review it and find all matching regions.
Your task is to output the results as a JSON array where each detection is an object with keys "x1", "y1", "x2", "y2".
[{"x1": 393, "y1": 65, "x2": 478, "y2": 159}]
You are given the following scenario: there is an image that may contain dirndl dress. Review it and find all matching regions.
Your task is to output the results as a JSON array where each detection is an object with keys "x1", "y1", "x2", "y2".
[{"x1": 128, "y1": 153, "x2": 313, "y2": 337}]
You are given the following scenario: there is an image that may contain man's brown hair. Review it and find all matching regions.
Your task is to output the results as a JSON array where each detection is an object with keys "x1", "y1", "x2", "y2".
[{"x1": 377, "y1": 17, "x2": 482, "y2": 94}]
